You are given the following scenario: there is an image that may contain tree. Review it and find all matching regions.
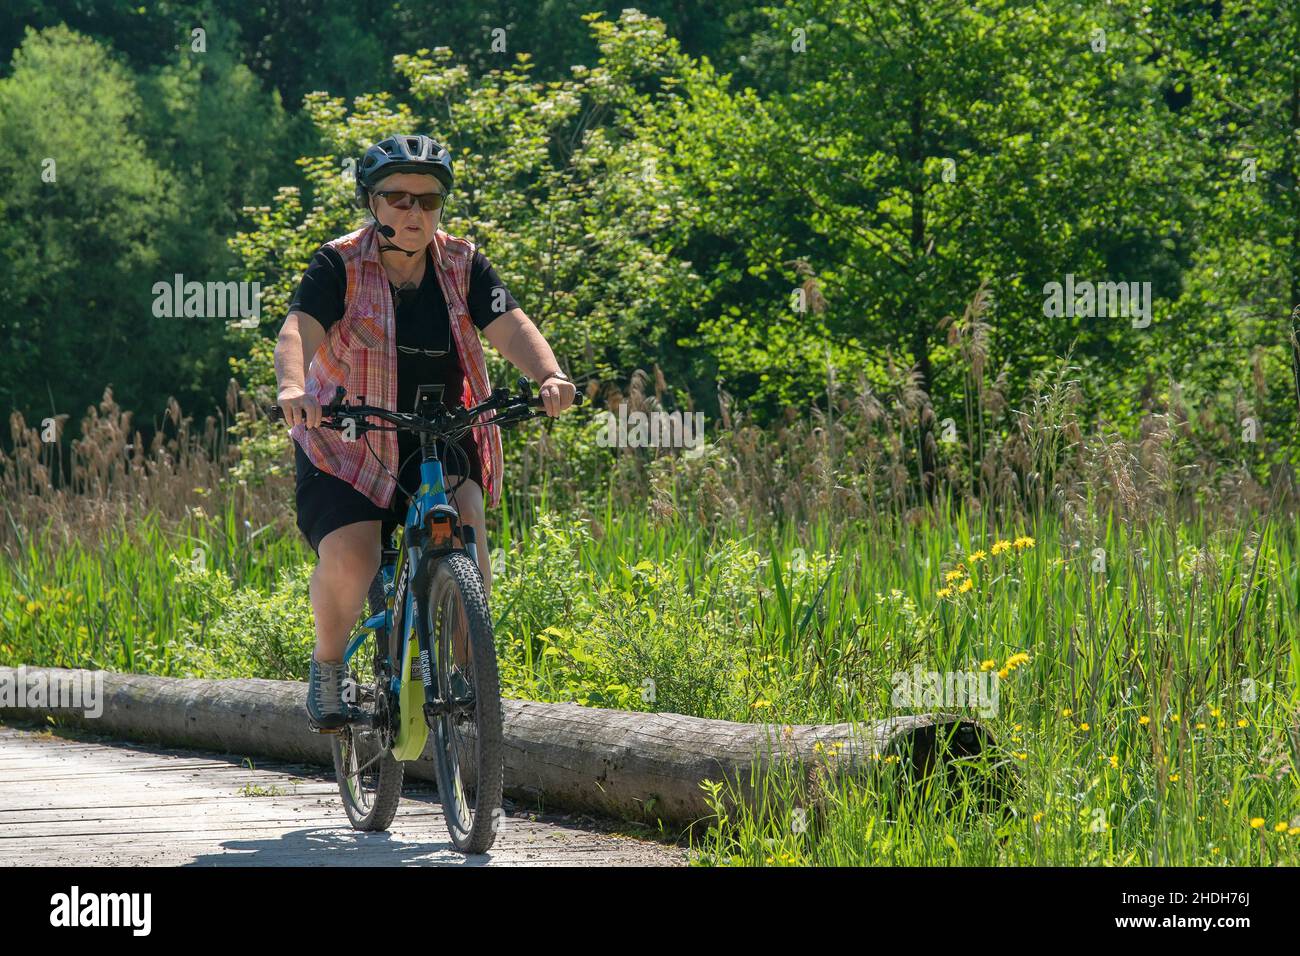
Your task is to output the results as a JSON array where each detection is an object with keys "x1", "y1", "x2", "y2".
[
  {"x1": 0, "y1": 25, "x2": 173, "y2": 424},
  {"x1": 669, "y1": 0, "x2": 1198, "y2": 486},
  {"x1": 227, "y1": 11, "x2": 704, "y2": 474}
]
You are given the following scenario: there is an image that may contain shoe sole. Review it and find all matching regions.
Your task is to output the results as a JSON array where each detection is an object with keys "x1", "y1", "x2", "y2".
[{"x1": 307, "y1": 710, "x2": 367, "y2": 735}]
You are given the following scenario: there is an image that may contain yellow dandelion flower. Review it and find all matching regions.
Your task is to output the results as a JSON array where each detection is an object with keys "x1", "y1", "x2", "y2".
[
  {"x1": 1169, "y1": 774, "x2": 1180, "y2": 782},
  {"x1": 1013, "y1": 751, "x2": 1027, "y2": 760},
  {"x1": 997, "y1": 668, "x2": 1009, "y2": 679},
  {"x1": 1274, "y1": 822, "x2": 1289, "y2": 833},
  {"x1": 936, "y1": 587, "x2": 953, "y2": 599},
  {"x1": 945, "y1": 568, "x2": 966, "y2": 583},
  {"x1": 1170, "y1": 713, "x2": 1180, "y2": 723},
  {"x1": 752, "y1": 699, "x2": 771, "y2": 709},
  {"x1": 1013, "y1": 723, "x2": 1022, "y2": 731},
  {"x1": 1014, "y1": 535, "x2": 1035, "y2": 549},
  {"x1": 1288, "y1": 828, "x2": 1300, "y2": 836},
  {"x1": 980, "y1": 659, "x2": 995, "y2": 671},
  {"x1": 1209, "y1": 707, "x2": 1221, "y2": 718},
  {"x1": 1109, "y1": 755, "x2": 1119, "y2": 769},
  {"x1": 1138, "y1": 715, "x2": 1150, "y2": 725},
  {"x1": 1062, "y1": 707, "x2": 1073, "y2": 717},
  {"x1": 970, "y1": 550, "x2": 987, "y2": 563},
  {"x1": 959, "y1": 578, "x2": 974, "y2": 594},
  {"x1": 990, "y1": 540, "x2": 1012, "y2": 555},
  {"x1": 1250, "y1": 818, "x2": 1265, "y2": 829},
  {"x1": 1195, "y1": 722, "x2": 1206, "y2": 730},
  {"x1": 1237, "y1": 718, "x2": 1249, "y2": 728},
  {"x1": 1032, "y1": 812, "x2": 1044, "y2": 823},
  {"x1": 1212, "y1": 847, "x2": 1220, "y2": 854},
  {"x1": 1223, "y1": 799, "x2": 1230, "y2": 807},
  {"x1": 1079, "y1": 722, "x2": 1090, "y2": 731},
  {"x1": 1006, "y1": 652, "x2": 1030, "y2": 668}
]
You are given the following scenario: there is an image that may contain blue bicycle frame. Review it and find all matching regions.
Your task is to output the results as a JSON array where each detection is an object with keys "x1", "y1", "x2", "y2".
[{"x1": 341, "y1": 447, "x2": 476, "y2": 761}]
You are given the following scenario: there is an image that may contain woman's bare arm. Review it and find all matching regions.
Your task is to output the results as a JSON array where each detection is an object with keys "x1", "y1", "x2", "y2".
[
  {"x1": 482, "y1": 308, "x2": 575, "y2": 416},
  {"x1": 275, "y1": 310, "x2": 326, "y2": 391},
  {"x1": 274, "y1": 310, "x2": 327, "y2": 428},
  {"x1": 482, "y1": 308, "x2": 563, "y2": 382}
]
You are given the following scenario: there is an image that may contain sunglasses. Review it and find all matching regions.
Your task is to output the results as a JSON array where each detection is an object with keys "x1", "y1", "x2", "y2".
[{"x1": 375, "y1": 189, "x2": 446, "y2": 212}]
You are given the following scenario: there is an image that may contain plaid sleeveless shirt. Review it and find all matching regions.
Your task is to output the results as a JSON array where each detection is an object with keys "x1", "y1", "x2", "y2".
[{"x1": 289, "y1": 223, "x2": 505, "y2": 509}]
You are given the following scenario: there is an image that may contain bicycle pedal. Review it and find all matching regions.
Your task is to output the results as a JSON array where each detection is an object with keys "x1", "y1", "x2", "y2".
[{"x1": 307, "y1": 708, "x2": 364, "y2": 735}]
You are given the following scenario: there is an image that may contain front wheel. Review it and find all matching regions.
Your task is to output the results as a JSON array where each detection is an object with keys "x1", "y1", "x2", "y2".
[{"x1": 423, "y1": 550, "x2": 504, "y2": 854}]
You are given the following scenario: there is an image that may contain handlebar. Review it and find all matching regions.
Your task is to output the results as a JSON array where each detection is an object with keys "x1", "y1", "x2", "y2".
[{"x1": 268, "y1": 376, "x2": 585, "y2": 442}]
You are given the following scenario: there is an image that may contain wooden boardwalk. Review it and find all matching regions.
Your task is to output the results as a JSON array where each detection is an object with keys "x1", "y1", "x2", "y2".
[{"x1": 0, "y1": 724, "x2": 689, "y2": 866}]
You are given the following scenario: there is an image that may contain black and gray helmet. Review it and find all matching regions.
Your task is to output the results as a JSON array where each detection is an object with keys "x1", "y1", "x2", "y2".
[{"x1": 354, "y1": 134, "x2": 453, "y2": 208}]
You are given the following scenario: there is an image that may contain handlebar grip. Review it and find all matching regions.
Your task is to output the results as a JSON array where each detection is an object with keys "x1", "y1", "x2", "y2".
[
  {"x1": 522, "y1": 388, "x2": 584, "y2": 409},
  {"x1": 268, "y1": 404, "x2": 284, "y2": 422}
]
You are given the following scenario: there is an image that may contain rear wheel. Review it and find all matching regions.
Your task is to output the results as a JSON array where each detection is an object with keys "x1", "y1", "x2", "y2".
[
  {"x1": 424, "y1": 550, "x2": 504, "y2": 854},
  {"x1": 331, "y1": 574, "x2": 404, "y2": 831},
  {"x1": 331, "y1": 707, "x2": 404, "y2": 831}
]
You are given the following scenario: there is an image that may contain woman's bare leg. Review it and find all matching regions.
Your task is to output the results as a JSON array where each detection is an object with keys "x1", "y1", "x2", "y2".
[{"x1": 309, "y1": 520, "x2": 382, "y2": 663}]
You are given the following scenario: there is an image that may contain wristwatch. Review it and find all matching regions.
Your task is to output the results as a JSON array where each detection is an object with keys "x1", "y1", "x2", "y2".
[{"x1": 540, "y1": 370, "x2": 571, "y2": 385}]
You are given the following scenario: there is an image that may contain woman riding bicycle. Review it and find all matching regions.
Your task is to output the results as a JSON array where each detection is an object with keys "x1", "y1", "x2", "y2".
[{"x1": 272, "y1": 133, "x2": 577, "y2": 732}]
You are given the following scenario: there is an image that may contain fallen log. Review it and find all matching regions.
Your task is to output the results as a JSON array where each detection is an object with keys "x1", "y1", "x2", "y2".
[{"x1": 0, "y1": 666, "x2": 1003, "y2": 831}]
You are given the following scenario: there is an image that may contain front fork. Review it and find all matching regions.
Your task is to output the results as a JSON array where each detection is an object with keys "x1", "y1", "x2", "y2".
[
  {"x1": 460, "y1": 523, "x2": 478, "y2": 569},
  {"x1": 412, "y1": 523, "x2": 481, "y2": 724}
]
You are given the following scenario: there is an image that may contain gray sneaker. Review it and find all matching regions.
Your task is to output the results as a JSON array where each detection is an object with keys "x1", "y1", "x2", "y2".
[{"x1": 306, "y1": 654, "x2": 361, "y2": 733}]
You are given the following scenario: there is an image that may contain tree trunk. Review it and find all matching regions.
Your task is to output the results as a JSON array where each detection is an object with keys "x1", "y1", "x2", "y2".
[
  {"x1": 1289, "y1": 66, "x2": 1300, "y2": 426},
  {"x1": 1, "y1": 666, "x2": 1003, "y2": 832},
  {"x1": 908, "y1": 89, "x2": 938, "y2": 499}
]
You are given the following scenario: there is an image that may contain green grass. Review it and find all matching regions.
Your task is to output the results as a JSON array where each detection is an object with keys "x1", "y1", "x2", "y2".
[{"x1": 2, "y1": 493, "x2": 1297, "y2": 865}]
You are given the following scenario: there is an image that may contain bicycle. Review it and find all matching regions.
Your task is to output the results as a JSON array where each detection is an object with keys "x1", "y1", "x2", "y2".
[{"x1": 269, "y1": 376, "x2": 584, "y2": 854}]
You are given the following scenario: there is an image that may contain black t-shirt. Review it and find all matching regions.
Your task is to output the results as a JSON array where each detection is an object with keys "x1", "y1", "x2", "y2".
[{"x1": 289, "y1": 243, "x2": 519, "y2": 467}]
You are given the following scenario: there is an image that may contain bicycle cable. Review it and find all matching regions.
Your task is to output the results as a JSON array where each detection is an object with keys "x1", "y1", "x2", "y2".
[{"x1": 360, "y1": 417, "x2": 475, "y2": 505}]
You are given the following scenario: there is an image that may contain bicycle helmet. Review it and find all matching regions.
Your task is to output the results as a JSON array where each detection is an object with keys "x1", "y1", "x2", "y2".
[{"x1": 353, "y1": 133, "x2": 454, "y2": 209}]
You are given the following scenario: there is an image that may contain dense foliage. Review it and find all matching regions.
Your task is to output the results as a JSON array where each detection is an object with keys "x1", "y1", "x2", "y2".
[{"x1": 2, "y1": 2, "x2": 1297, "y2": 474}]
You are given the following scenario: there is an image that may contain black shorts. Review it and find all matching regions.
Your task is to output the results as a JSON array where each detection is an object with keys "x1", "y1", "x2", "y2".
[{"x1": 293, "y1": 433, "x2": 482, "y2": 555}]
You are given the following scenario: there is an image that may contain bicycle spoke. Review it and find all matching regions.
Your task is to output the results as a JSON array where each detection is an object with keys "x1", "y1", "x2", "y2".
[{"x1": 344, "y1": 742, "x2": 385, "y2": 781}]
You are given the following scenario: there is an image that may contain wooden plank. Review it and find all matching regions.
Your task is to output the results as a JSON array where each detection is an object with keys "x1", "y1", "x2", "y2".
[{"x1": 0, "y1": 724, "x2": 687, "y2": 866}]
